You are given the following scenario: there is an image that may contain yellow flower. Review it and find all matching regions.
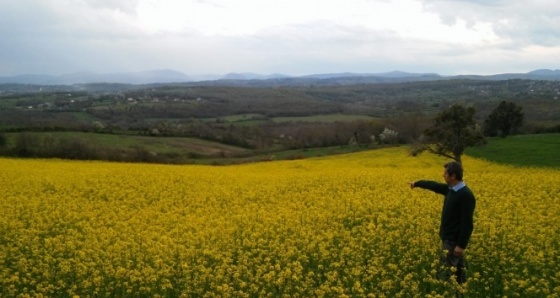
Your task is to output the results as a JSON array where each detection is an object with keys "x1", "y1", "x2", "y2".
[{"x1": 0, "y1": 147, "x2": 558, "y2": 297}]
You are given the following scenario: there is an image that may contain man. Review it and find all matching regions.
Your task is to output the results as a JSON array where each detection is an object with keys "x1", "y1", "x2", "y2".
[{"x1": 409, "y1": 161, "x2": 476, "y2": 284}]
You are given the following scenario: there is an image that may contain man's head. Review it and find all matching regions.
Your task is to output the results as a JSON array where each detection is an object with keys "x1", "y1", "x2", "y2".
[{"x1": 443, "y1": 161, "x2": 463, "y2": 185}]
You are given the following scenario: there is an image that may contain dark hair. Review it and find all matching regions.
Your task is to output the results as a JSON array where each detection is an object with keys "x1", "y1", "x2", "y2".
[{"x1": 444, "y1": 161, "x2": 463, "y2": 181}]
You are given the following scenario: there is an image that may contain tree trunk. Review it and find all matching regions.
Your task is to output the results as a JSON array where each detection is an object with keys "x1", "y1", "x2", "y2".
[{"x1": 454, "y1": 153, "x2": 462, "y2": 165}]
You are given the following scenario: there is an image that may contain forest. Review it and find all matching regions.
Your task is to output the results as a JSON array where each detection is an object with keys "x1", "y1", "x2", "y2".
[{"x1": 0, "y1": 78, "x2": 559, "y2": 164}]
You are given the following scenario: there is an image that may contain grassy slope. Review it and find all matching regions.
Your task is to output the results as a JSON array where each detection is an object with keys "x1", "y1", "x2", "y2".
[
  {"x1": 1, "y1": 131, "x2": 382, "y2": 164},
  {"x1": 272, "y1": 114, "x2": 378, "y2": 123},
  {"x1": 465, "y1": 133, "x2": 560, "y2": 168},
  {"x1": 4, "y1": 132, "x2": 252, "y2": 157},
  {"x1": 4, "y1": 131, "x2": 558, "y2": 167}
]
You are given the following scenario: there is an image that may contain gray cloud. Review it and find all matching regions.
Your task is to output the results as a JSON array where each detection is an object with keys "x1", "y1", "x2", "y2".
[
  {"x1": 0, "y1": 0, "x2": 148, "y2": 74},
  {"x1": 419, "y1": 0, "x2": 560, "y2": 46},
  {"x1": 0, "y1": 0, "x2": 558, "y2": 77}
]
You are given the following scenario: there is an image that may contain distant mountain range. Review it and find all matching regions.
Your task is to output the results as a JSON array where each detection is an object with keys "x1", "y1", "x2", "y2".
[
  {"x1": 0, "y1": 69, "x2": 191, "y2": 85},
  {"x1": 1, "y1": 69, "x2": 559, "y2": 86}
]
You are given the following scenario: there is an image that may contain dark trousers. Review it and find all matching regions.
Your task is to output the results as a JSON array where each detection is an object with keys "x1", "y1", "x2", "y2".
[{"x1": 439, "y1": 240, "x2": 467, "y2": 284}]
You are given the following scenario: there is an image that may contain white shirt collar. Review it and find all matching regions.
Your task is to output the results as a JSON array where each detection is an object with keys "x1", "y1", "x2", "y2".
[{"x1": 450, "y1": 181, "x2": 466, "y2": 192}]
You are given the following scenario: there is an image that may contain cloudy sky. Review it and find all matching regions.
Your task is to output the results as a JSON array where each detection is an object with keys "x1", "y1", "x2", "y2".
[{"x1": 1, "y1": 0, "x2": 559, "y2": 77}]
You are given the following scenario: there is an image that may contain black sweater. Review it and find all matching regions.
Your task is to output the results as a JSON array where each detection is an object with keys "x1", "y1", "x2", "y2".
[{"x1": 414, "y1": 180, "x2": 476, "y2": 249}]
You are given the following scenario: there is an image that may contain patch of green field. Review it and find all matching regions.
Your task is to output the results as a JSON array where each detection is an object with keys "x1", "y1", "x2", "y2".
[
  {"x1": 214, "y1": 114, "x2": 270, "y2": 126},
  {"x1": 267, "y1": 146, "x2": 371, "y2": 159},
  {"x1": 221, "y1": 113, "x2": 266, "y2": 122},
  {"x1": 465, "y1": 133, "x2": 560, "y2": 168},
  {"x1": 227, "y1": 120, "x2": 270, "y2": 127},
  {"x1": 201, "y1": 145, "x2": 381, "y2": 165},
  {"x1": 180, "y1": 113, "x2": 378, "y2": 126},
  {"x1": 144, "y1": 118, "x2": 192, "y2": 124},
  {"x1": 65, "y1": 112, "x2": 97, "y2": 121},
  {"x1": 0, "y1": 98, "x2": 19, "y2": 109},
  {"x1": 197, "y1": 114, "x2": 269, "y2": 126},
  {"x1": 3, "y1": 132, "x2": 252, "y2": 158},
  {"x1": 273, "y1": 114, "x2": 377, "y2": 123}
]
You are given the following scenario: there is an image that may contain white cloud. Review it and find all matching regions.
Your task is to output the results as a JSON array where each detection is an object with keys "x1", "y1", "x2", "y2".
[
  {"x1": 0, "y1": 0, "x2": 559, "y2": 76},
  {"x1": 134, "y1": 0, "x2": 498, "y2": 44},
  {"x1": 84, "y1": 0, "x2": 141, "y2": 15},
  {"x1": 419, "y1": 0, "x2": 560, "y2": 46}
]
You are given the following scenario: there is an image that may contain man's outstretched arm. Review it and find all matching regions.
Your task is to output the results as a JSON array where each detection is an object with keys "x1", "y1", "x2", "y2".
[{"x1": 409, "y1": 180, "x2": 449, "y2": 195}]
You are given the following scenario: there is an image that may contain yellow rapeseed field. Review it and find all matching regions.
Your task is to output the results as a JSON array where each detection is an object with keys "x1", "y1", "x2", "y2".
[{"x1": 1, "y1": 147, "x2": 559, "y2": 297}]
